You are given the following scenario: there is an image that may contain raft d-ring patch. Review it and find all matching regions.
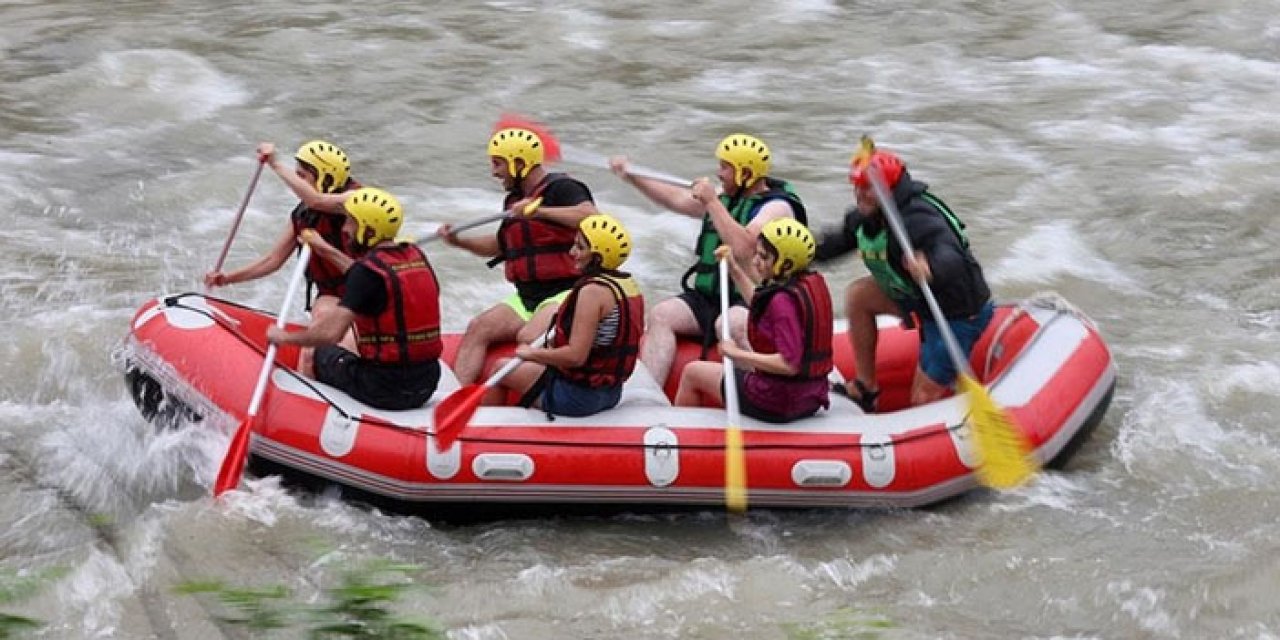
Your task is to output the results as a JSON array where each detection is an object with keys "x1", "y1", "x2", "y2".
[
  {"x1": 643, "y1": 425, "x2": 679, "y2": 487},
  {"x1": 861, "y1": 434, "x2": 896, "y2": 488},
  {"x1": 425, "y1": 431, "x2": 461, "y2": 480},
  {"x1": 949, "y1": 421, "x2": 980, "y2": 470},
  {"x1": 320, "y1": 408, "x2": 359, "y2": 458}
]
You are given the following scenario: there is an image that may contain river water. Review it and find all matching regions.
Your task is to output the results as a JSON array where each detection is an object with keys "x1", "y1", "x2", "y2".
[{"x1": 2, "y1": 0, "x2": 1279, "y2": 637}]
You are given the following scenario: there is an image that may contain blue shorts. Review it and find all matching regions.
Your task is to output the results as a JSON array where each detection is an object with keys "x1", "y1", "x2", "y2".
[
  {"x1": 919, "y1": 302, "x2": 995, "y2": 387},
  {"x1": 541, "y1": 374, "x2": 622, "y2": 417}
]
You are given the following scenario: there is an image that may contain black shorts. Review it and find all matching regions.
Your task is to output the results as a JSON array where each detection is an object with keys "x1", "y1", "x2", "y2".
[
  {"x1": 720, "y1": 368, "x2": 793, "y2": 424},
  {"x1": 676, "y1": 290, "x2": 746, "y2": 351},
  {"x1": 313, "y1": 346, "x2": 440, "y2": 411},
  {"x1": 515, "y1": 277, "x2": 579, "y2": 313}
]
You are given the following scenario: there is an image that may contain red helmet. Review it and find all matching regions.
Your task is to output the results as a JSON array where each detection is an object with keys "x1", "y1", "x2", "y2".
[{"x1": 849, "y1": 150, "x2": 905, "y2": 189}]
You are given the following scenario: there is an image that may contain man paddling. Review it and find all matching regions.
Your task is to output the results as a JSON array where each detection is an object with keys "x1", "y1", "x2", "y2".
[
  {"x1": 814, "y1": 144, "x2": 993, "y2": 412},
  {"x1": 268, "y1": 188, "x2": 443, "y2": 410},
  {"x1": 206, "y1": 140, "x2": 366, "y2": 372},
  {"x1": 438, "y1": 128, "x2": 598, "y2": 385},
  {"x1": 609, "y1": 134, "x2": 806, "y2": 389},
  {"x1": 206, "y1": 140, "x2": 363, "y2": 307}
]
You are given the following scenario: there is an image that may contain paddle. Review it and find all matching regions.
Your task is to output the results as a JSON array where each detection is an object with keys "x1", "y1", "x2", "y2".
[
  {"x1": 719, "y1": 259, "x2": 748, "y2": 513},
  {"x1": 560, "y1": 145, "x2": 693, "y2": 188},
  {"x1": 432, "y1": 330, "x2": 554, "y2": 450},
  {"x1": 415, "y1": 198, "x2": 543, "y2": 245},
  {"x1": 213, "y1": 244, "x2": 313, "y2": 497},
  {"x1": 857, "y1": 136, "x2": 1037, "y2": 489},
  {"x1": 209, "y1": 158, "x2": 267, "y2": 290}
]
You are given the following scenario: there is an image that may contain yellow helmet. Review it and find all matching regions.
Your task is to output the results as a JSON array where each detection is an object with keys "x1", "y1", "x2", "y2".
[
  {"x1": 715, "y1": 134, "x2": 771, "y2": 189},
  {"x1": 488, "y1": 128, "x2": 544, "y2": 179},
  {"x1": 294, "y1": 140, "x2": 351, "y2": 194},
  {"x1": 343, "y1": 188, "x2": 403, "y2": 248},
  {"x1": 760, "y1": 218, "x2": 814, "y2": 277},
  {"x1": 579, "y1": 213, "x2": 632, "y2": 271}
]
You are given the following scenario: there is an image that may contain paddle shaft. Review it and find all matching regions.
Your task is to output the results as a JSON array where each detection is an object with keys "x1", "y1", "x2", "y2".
[
  {"x1": 866, "y1": 170, "x2": 973, "y2": 377},
  {"x1": 416, "y1": 210, "x2": 508, "y2": 246},
  {"x1": 483, "y1": 329, "x2": 555, "y2": 386},
  {"x1": 719, "y1": 259, "x2": 748, "y2": 513},
  {"x1": 561, "y1": 145, "x2": 692, "y2": 187},
  {"x1": 718, "y1": 260, "x2": 742, "y2": 419},
  {"x1": 417, "y1": 198, "x2": 543, "y2": 245},
  {"x1": 246, "y1": 244, "x2": 312, "y2": 418},
  {"x1": 211, "y1": 159, "x2": 266, "y2": 277}
]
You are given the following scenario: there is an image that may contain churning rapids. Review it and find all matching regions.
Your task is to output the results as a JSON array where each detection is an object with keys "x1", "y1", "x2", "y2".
[{"x1": 2, "y1": 1, "x2": 1279, "y2": 637}]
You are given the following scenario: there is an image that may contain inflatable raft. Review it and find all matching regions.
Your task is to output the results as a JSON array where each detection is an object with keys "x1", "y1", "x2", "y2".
[{"x1": 122, "y1": 292, "x2": 1115, "y2": 510}]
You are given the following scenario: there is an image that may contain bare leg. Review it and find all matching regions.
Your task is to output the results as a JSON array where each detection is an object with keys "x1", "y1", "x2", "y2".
[
  {"x1": 454, "y1": 303, "x2": 525, "y2": 385},
  {"x1": 517, "y1": 303, "x2": 559, "y2": 344},
  {"x1": 299, "y1": 295, "x2": 346, "y2": 378},
  {"x1": 722, "y1": 305, "x2": 749, "y2": 349},
  {"x1": 844, "y1": 277, "x2": 900, "y2": 396},
  {"x1": 482, "y1": 359, "x2": 548, "y2": 406},
  {"x1": 641, "y1": 296, "x2": 702, "y2": 390},
  {"x1": 910, "y1": 369, "x2": 950, "y2": 406},
  {"x1": 674, "y1": 361, "x2": 726, "y2": 408}
]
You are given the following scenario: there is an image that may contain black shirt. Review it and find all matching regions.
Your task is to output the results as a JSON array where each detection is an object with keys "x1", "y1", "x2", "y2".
[{"x1": 339, "y1": 263, "x2": 387, "y2": 316}]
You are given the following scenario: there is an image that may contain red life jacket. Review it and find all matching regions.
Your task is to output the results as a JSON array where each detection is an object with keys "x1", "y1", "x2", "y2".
[
  {"x1": 551, "y1": 272, "x2": 645, "y2": 387},
  {"x1": 747, "y1": 270, "x2": 834, "y2": 380},
  {"x1": 352, "y1": 243, "x2": 443, "y2": 365},
  {"x1": 491, "y1": 173, "x2": 581, "y2": 285},
  {"x1": 290, "y1": 177, "x2": 362, "y2": 301}
]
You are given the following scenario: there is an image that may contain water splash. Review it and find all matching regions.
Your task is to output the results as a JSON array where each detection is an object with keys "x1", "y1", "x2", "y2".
[{"x1": 989, "y1": 220, "x2": 1144, "y2": 293}]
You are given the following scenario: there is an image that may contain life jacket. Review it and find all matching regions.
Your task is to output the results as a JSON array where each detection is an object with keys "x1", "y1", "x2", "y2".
[
  {"x1": 550, "y1": 272, "x2": 645, "y2": 388},
  {"x1": 855, "y1": 190, "x2": 970, "y2": 304},
  {"x1": 352, "y1": 243, "x2": 442, "y2": 366},
  {"x1": 746, "y1": 270, "x2": 834, "y2": 380},
  {"x1": 684, "y1": 177, "x2": 807, "y2": 299},
  {"x1": 291, "y1": 177, "x2": 362, "y2": 303},
  {"x1": 489, "y1": 173, "x2": 581, "y2": 285}
]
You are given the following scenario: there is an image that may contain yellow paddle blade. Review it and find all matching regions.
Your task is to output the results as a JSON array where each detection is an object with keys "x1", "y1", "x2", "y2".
[
  {"x1": 725, "y1": 425, "x2": 747, "y2": 513},
  {"x1": 959, "y1": 374, "x2": 1038, "y2": 489}
]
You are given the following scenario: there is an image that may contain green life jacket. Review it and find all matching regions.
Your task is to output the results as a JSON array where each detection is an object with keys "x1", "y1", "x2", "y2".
[
  {"x1": 856, "y1": 191, "x2": 969, "y2": 302},
  {"x1": 683, "y1": 177, "x2": 807, "y2": 298}
]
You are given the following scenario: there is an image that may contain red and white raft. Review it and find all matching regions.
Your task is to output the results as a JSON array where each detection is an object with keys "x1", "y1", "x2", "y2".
[{"x1": 123, "y1": 292, "x2": 1115, "y2": 509}]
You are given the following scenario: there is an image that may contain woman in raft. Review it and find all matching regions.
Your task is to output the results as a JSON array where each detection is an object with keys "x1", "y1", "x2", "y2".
[
  {"x1": 484, "y1": 213, "x2": 645, "y2": 417},
  {"x1": 675, "y1": 217, "x2": 834, "y2": 422}
]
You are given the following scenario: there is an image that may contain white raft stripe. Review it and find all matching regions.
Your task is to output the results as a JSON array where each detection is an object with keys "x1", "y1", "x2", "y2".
[{"x1": 990, "y1": 308, "x2": 1090, "y2": 407}]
